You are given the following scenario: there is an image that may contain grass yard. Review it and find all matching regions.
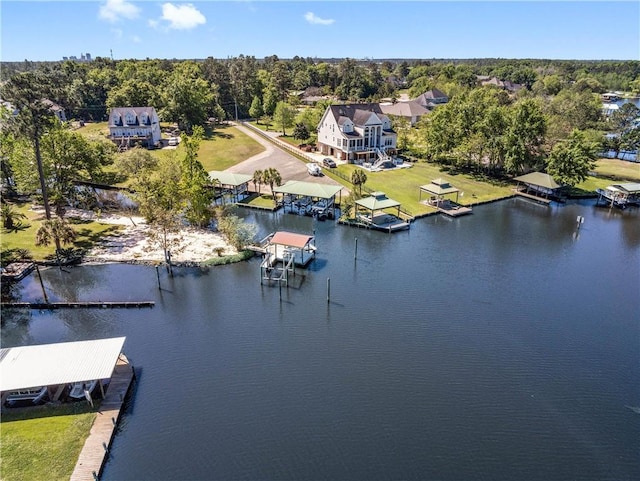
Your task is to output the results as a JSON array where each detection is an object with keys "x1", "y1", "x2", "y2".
[
  {"x1": 1, "y1": 403, "x2": 97, "y2": 481},
  {"x1": 592, "y1": 158, "x2": 640, "y2": 182},
  {"x1": 334, "y1": 162, "x2": 514, "y2": 216},
  {"x1": 238, "y1": 192, "x2": 278, "y2": 209},
  {"x1": 1, "y1": 201, "x2": 122, "y2": 264}
]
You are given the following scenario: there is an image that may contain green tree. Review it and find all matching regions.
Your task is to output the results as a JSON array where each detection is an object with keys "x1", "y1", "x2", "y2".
[
  {"x1": 249, "y1": 96, "x2": 264, "y2": 122},
  {"x1": 504, "y1": 98, "x2": 547, "y2": 173},
  {"x1": 351, "y1": 168, "x2": 368, "y2": 197},
  {"x1": 161, "y1": 62, "x2": 214, "y2": 132},
  {"x1": 252, "y1": 169, "x2": 264, "y2": 193},
  {"x1": 35, "y1": 217, "x2": 77, "y2": 264},
  {"x1": 262, "y1": 167, "x2": 282, "y2": 195},
  {"x1": 217, "y1": 213, "x2": 257, "y2": 250},
  {"x1": 293, "y1": 123, "x2": 310, "y2": 143},
  {"x1": 180, "y1": 126, "x2": 214, "y2": 228},
  {"x1": 273, "y1": 101, "x2": 295, "y2": 136},
  {"x1": 545, "y1": 129, "x2": 599, "y2": 187}
]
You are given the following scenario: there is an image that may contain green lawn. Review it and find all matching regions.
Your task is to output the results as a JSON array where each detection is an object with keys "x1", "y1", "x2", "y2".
[
  {"x1": 1, "y1": 201, "x2": 122, "y2": 264},
  {"x1": 334, "y1": 162, "x2": 514, "y2": 216},
  {"x1": 592, "y1": 158, "x2": 640, "y2": 182},
  {"x1": 1, "y1": 403, "x2": 97, "y2": 481}
]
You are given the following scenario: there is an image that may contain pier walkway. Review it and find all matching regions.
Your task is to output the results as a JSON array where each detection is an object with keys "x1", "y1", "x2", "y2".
[{"x1": 70, "y1": 355, "x2": 134, "y2": 481}]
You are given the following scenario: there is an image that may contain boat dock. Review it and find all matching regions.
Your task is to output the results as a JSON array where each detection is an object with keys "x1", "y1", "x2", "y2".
[
  {"x1": 514, "y1": 190, "x2": 552, "y2": 205},
  {"x1": 70, "y1": 354, "x2": 135, "y2": 481}
]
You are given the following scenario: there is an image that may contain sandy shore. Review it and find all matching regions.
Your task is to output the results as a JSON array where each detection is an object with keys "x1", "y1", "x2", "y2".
[{"x1": 34, "y1": 207, "x2": 237, "y2": 263}]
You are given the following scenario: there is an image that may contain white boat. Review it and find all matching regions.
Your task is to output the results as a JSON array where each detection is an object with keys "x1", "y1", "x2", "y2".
[
  {"x1": 69, "y1": 380, "x2": 98, "y2": 400},
  {"x1": 5, "y1": 386, "x2": 48, "y2": 406}
]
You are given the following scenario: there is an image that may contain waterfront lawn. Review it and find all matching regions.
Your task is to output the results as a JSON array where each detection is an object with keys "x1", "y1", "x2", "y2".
[
  {"x1": 335, "y1": 162, "x2": 514, "y2": 216},
  {"x1": 1, "y1": 403, "x2": 97, "y2": 481},
  {"x1": 592, "y1": 158, "x2": 640, "y2": 182},
  {"x1": 1, "y1": 201, "x2": 122, "y2": 263},
  {"x1": 238, "y1": 192, "x2": 277, "y2": 209}
]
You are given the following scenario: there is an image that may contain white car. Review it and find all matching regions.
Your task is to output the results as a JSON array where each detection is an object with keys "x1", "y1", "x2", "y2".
[{"x1": 307, "y1": 163, "x2": 322, "y2": 176}]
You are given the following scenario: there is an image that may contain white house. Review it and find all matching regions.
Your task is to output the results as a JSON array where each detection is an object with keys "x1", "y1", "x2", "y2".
[
  {"x1": 108, "y1": 107, "x2": 161, "y2": 150},
  {"x1": 316, "y1": 103, "x2": 397, "y2": 164}
]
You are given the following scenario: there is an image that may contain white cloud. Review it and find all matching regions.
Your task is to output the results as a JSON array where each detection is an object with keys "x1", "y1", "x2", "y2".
[
  {"x1": 158, "y1": 3, "x2": 206, "y2": 30},
  {"x1": 304, "y1": 12, "x2": 335, "y2": 26},
  {"x1": 99, "y1": 0, "x2": 140, "y2": 23}
]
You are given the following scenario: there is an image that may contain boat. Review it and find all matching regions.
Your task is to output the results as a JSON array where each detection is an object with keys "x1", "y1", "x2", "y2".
[
  {"x1": 69, "y1": 380, "x2": 98, "y2": 400},
  {"x1": 596, "y1": 183, "x2": 640, "y2": 209},
  {"x1": 4, "y1": 386, "x2": 48, "y2": 406}
]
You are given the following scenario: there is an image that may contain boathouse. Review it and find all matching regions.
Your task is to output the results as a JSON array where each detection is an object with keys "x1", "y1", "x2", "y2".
[
  {"x1": 419, "y1": 178, "x2": 472, "y2": 217},
  {"x1": 513, "y1": 172, "x2": 562, "y2": 204},
  {"x1": 273, "y1": 180, "x2": 343, "y2": 219},
  {"x1": 353, "y1": 192, "x2": 410, "y2": 232},
  {"x1": 0, "y1": 337, "x2": 127, "y2": 405},
  {"x1": 258, "y1": 231, "x2": 317, "y2": 285},
  {"x1": 209, "y1": 171, "x2": 253, "y2": 203},
  {"x1": 596, "y1": 183, "x2": 640, "y2": 208}
]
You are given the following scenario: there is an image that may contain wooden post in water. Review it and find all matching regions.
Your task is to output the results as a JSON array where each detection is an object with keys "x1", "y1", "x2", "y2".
[
  {"x1": 35, "y1": 264, "x2": 49, "y2": 303},
  {"x1": 155, "y1": 265, "x2": 161, "y2": 290},
  {"x1": 354, "y1": 237, "x2": 358, "y2": 260},
  {"x1": 327, "y1": 278, "x2": 330, "y2": 303}
]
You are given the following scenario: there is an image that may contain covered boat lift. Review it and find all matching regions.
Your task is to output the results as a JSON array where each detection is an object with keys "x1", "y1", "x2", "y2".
[
  {"x1": 0, "y1": 337, "x2": 127, "y2": 404},
  {"x1": 209, "y1": 171, "x2": 253, "y2": 203},
  {"x1": 419, "y1": 178, "x2": 472, "y2": 216},
  {"x1": 596, "y1": 183, "x2": 640, "y2": 209},
  {"x1": 513, "y1": 172, "x2": 562, "y2": 204},
  {"x1": 353, "y1": 192, "x2": 410, "y2": 232},
  {"x1": 258, "y1": 231, "x2": 317, "y2": 285},
  {"x1": 273, "y1": 180, "x2": 343, "y2": 219}
]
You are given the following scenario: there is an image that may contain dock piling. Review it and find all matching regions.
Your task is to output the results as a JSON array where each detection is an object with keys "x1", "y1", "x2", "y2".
[
  {"x1": 354, "y1": 238, "x2": 358, "y2": 260},
  {"x1": 327, "y1": 278, "x2": 331, "y2": 303}
]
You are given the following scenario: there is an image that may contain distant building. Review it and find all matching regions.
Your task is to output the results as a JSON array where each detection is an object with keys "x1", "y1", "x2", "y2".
[
  {"x1": 108, "y1": 107, "x2": 161, "y2": 150},
  {"x1": 413, "y1": 89, "x2": 449, "y2": 110},
  {"x1": 62, "y1": 53, "x2": 92, "y2": 62},
  {"x1": 477, "y1": 76, "x2": 523, "y2": 93},
  {"x1": 380, "y1": 101, "x2": 429, "y2": 126}
]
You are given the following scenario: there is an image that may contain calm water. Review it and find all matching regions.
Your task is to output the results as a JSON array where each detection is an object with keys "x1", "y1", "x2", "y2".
[{"x1": 2, "y1": 199, "x2": 639, "y2": 481}]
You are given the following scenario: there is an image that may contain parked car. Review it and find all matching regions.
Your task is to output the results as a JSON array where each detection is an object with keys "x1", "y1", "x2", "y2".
[
  {"x1": 307, "y1": 163, "x2": 322, "y2": 176},
  {"x1": 322, "y1": 157, "x2": 337, "y2": 168}
]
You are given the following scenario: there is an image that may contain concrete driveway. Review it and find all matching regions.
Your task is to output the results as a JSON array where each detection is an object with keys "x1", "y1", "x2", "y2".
[{"x1": 225, "y1": 124, "x2": 346, "y2": 194}]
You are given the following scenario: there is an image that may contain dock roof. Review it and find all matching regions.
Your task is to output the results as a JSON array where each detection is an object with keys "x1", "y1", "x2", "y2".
[
  {"x1": 356, "y1": 192, "x2": 400, "y2": 211},
  {"x1": 270, "y1": 231, "x2": 314, "y2": 249},
  {"x1": 209, "y1": 171, "x2": 253, "y2": 186},
  {"x1": 609, "y1": 183, "x2": 640, "y2": 194},
  {"x1": 514, "y1": 172, "x2": 560, "y2": 190},
  {"x1": 273, "y1": 180, "x2": 343, "y2": 199},
  {"x1": 0, "y1": 337, "x2": 126, "y2": 392},
  {"x1": 420, "y1": 178, "x2": 459, "y2": 196}
]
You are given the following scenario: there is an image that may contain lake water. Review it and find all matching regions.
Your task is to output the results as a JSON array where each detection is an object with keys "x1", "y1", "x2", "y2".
[{"x1": 2, "y1": 199, "x2": 639, "y2": 481}]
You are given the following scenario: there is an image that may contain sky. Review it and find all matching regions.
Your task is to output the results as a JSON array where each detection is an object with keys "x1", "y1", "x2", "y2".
[{"x1": 1, "y1": 1, "x2": 639, "y2": 62}]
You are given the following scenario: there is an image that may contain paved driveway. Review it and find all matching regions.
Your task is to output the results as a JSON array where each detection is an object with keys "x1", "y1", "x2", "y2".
[{"x1": 225, "y1": 124, "x2": 346, "y2": 194}]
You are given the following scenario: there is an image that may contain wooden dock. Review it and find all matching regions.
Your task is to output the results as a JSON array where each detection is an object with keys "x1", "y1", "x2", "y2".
[
  {"x1": 514, "y1": 190, "x2": 552, "y2": 204},
  {"x1": 70, "y1": 354, "x2": 135, "y2": 481},
  {"x1": 4, "y1": 301, "x2": 154, "y2": 310}
]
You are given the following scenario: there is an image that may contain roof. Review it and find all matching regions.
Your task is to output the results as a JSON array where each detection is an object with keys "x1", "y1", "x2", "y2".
[
  {"x1": 0, "y1": 337, "x2": 126, "y2": 392},
  {"x1": 379, "y1": 101, "x2": 429, "y2": 118},
  {"x1": 514, "y1": 172, "x2": 561, "y2": 189},
  {"x1": 356, "y1": 192, "x2": 400, "y2": 211},
  {"x1": 328, "y1": 103, "x2": 386, "y2": 127},
  {"x1": 270, "y1": 231, "x2": 314, "y2": 249},
  {"x1": 273, "y1": 180, "x2": 343, "y2": 199},
  {"x1": 209, "y1": 171, "x2": 253, "y2": 186},
  {"x1": 109, "y1": 107, "x2": 158, "y2": 126},
  {"x1": 420, "y1": 178, "x2": 460, "y2": 196},
  {"x1": 609, "y1": 183, "x2": 640, "y2": 194}
]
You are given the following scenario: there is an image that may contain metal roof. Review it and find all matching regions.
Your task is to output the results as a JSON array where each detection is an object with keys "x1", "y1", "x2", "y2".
[
  {"x1": 356, "y1": 192, "x2": 400, "y2": 211},
  {"x1": 611, "y1": 183, "x2": 640, "y2": 194},
  {"x1": 270, "y1": 231, "x2": 314, "y2": 249},
  {"x1": 513, "y1": 172, "x2": 561, "y2": 190},
  {"x1": 0, "y1": 337, "x2": 126, "y2": 392},
  {"x1": 209, "y1": 171, "x2": 253, "y2": 186},
  {"x1": 273, "y1": 180, "x2": 343, "y2": 199},
  {"x1": 420, "y1": 178, "x2": 460, "y2": 196}
]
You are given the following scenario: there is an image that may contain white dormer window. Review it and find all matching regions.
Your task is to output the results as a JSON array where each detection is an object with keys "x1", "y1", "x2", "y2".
[
  {"x1": 140, "y1": 113, "x2": 150, "y2": 125},
  {"x1": 125, "y1": 112, "x2": 136, "y2": 125}
]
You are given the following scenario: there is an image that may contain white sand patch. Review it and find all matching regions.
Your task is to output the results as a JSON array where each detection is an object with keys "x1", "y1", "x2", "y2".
[{"x1": 32, "y1": 207, "x2": 236, "y2": 263}]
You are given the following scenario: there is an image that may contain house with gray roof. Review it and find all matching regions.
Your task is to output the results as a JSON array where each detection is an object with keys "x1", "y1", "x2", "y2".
[
  {"x1": 380, "y1": 101, "x2": 429, "y2": 126},
  {"x1": 108, "y1": 107, "x2": 161, "y2": 150},
  {"x1": 414, "y1": 89, "x2": 449, "y2": 110},
  {"x1": 316, "y1": 103, "x2": 397, "y2": 164}
]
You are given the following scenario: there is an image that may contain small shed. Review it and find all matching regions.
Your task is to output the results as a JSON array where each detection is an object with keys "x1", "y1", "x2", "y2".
[
  {"x1": 209, "y1": 171, "x2": 253, "y2": 203},
  {"x1": 513, "y1": 172, "x2": 562, "y2": 203}
]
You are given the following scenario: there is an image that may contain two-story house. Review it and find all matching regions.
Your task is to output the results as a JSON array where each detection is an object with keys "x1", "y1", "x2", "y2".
[
  {"x1": 413, "y1": 89, "x2": 449, "y2": 110},
  {"x1": 108, "y1": 107, "x2": 161, "y2": 150},
  {"x1": 316, "y1": 103, "x2": 397, "y2": 164}
]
